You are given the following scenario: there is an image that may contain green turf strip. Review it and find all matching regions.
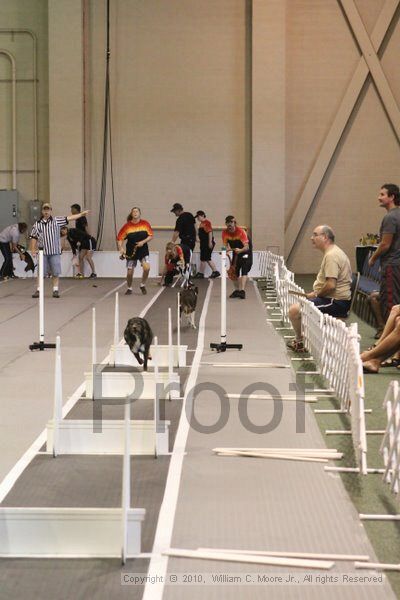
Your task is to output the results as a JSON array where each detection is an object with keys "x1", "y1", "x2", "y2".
[{"x1": 258, "y1": 276, "x2": 400, "y2": 596}]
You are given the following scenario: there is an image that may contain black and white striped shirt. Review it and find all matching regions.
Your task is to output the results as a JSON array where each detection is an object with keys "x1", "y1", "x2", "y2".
[{"x1": 30, "y1": 216, "x2": 68, "y2": 255}]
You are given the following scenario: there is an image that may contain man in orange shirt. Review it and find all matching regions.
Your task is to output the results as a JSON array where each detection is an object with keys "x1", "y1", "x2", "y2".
[
  {"x1": 117, "y1": 207, "x2": 153, "y2": 295},
  {"x1": 222, "y1": 215, "x2": 252, "y2": 299}
]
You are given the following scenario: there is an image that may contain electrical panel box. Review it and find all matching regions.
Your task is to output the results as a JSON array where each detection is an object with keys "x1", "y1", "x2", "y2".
[{"x1": 0, "y1": 190, "x2": 18, "y2": 232}]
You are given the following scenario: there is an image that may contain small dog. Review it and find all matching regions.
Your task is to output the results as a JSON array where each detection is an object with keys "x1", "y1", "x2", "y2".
[
  {"x1": 17, "y1": 245, "x2": 36, "y2": 274},
  {"x1": 180, "y1": 285, "x2": 198, "y2": 329},
  {"x1": 124, "y1": 317, "x2": 153, "y2": 371}
]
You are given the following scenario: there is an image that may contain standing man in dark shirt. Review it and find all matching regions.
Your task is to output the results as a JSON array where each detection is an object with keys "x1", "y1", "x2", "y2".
[
  {"x1": 222, "y1": 215, "x2": 252, "y2": 299},
  {"x1": 368, "y1": 184, "x2": 400, "y2": 320},
  {"x1": 170, "y1": 203, "x2": 196, "y2": 251},
  {"x1": 70, "y1": 203, "x2": 97, "y2": 278}
]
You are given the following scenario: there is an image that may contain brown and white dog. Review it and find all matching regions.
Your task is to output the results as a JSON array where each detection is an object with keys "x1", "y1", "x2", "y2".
[{"x1": 179, "y1": 285, "x2": 198, "y2": 329}]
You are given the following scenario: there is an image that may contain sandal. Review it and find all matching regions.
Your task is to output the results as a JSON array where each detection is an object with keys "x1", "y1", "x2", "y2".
[
  {"x1": 381, "y1": 358, "x2": 400, "y2": 368},
  {"x1": 286, "y1": 339, "x2": 306, "y2": 353}
]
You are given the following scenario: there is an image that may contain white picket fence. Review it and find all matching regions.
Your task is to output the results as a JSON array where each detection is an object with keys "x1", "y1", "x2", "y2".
[
  {"x1": 381, "y1": 381, "x2": 400, "y2": 494},
  {"x1": 260, "y1": 250, "x2": 368, "y2": 474}
]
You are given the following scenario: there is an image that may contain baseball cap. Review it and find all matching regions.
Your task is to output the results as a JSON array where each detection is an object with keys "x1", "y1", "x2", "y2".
[
  {"x1": 170, "y1": 203, "x2": 183, "y2": 213},
  {"x1": 42, "y1": 203, "x2": 52, "y2": 210},
  {"x1": 195, "y1": 210, "x2": 206, "y2": 218}
]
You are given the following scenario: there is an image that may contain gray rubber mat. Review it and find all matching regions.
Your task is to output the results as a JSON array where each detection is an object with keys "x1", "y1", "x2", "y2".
[{"x1": 162, "y1": 281, "x2": 395, "y2": 600}]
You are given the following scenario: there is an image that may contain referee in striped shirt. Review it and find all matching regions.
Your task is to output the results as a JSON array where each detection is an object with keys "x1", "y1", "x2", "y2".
[{"x1": 29, "y1": 203, "x2": 89, "y2": 298}]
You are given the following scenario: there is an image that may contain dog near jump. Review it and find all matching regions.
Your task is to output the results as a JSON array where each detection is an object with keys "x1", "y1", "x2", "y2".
[
  {"x1": 123, "y1": 317, "x2": 153, "y2": 371},
  {"x1": 179, "y1": 285, "x2": 198, "y2": 329}
]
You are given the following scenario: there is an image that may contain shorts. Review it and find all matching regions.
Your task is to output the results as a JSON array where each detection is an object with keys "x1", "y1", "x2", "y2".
[
  {"x1": 236, "y1": 254, "x2": 252, "y2": 277},
  {"x1": 310, "y1": 296, "x2": 351, "y2": 317},
  {"x1": 80, "y1": 237, "x2": 97, "y2": 251},
  {"x1": 200, "y1": 243, "x2": 214, "y2": 262},
  {"x1": 43, "y1": 254, "x2": 62, "y2": 277},
  {"x1": 127, "y1": 255, "x2": 149, "y2": 270},
  {"x1": 380, "y1": 264, "x2": 400, "y2": 320}
]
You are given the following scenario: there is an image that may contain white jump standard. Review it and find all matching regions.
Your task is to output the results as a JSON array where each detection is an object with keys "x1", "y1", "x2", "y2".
[
  {"x1": 210, "y1": 248, "x2": 243, "y2": 353},
  {"x1": 29, "y1": 250, "x2": 56, "y2": 351}
]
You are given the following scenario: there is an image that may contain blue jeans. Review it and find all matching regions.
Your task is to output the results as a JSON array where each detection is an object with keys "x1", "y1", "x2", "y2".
[{"x1": 0, "y1": 242, "x2": 13, "y2": 278}]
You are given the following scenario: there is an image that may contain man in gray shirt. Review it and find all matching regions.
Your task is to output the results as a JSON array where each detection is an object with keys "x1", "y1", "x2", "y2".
[
  {"x1": 0, "y1": 222, "x2": 27, "y2": 279},
  {"x1": 369, "y1": 184, "x2": 400, "y2": 320}
]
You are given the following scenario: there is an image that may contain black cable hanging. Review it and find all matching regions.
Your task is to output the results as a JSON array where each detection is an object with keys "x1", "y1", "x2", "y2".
[{"x1": 96, "y1": 0, "x2": 118, "y2": 249}]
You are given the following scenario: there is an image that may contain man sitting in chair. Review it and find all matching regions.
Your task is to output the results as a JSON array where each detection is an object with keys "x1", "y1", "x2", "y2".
[{"x1": 287, "y1": 225, "x2": 352, "y2": 353}]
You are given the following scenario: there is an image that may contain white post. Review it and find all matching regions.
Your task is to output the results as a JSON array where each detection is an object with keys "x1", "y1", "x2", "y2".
[
  {"x1": 114, "y1": 292, "x2": 120, "y2": 347},
  {"x1": 153, "y1": 336, "x2": 159, "y2": 458},
  {"x1": 221, "y1": 249, "x2": 227, "y2": 346},
  {"x1": 38, "y1": 250, "x2": 44, "y2": 343},
  {"x1": 52, "y1": 334, "x2": 62, "y2": 458},
  {"x1": 177, "y1": 292, "x2": 181, "y2": 358},
  {"x1": 121, "y1": 400, "x2": 130, "y2": 565},
  {"x1": 92, "y1": 307, "x2": 97, "y2": 367},
  {"x1": 168, "y1": 307, "x2": 173, "y2": 400}
]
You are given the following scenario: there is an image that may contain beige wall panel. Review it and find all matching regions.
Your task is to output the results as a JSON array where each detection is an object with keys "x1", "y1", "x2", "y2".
[
  {"x1": 85, "y1": 0, "x2": 247, "y2": 253},
  {"x1": 289, "y1": 83, "x2": 400, "y2": 274},
  {"x1": 48, "y1": 0, "x2": 83, "y2": 213},
  {"x1": 285, "y1": 0, "x2": 399, "y2": 272},
  {"x1": 252, "y1": 0, "x2": 285, "y2": 252},
  {"x1": 0, "y1": 0, "x2": 48, "y2": 224},
  {"x1": 285, "y1": 0, "x2": 360, "y2": 223}
]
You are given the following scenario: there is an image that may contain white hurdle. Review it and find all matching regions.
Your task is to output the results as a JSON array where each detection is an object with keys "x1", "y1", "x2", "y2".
[
  {"x1": 121, "y1": 400, "x2": 131, "y2": 564},
  {"x1": 177, "y1": 292, "x2": 181, "y2": 357},
  {"x1": 168, "y1": 308, "x2": 173, "y2": 400},
  {"x1": 381, "y1": 381, "x2": 400, "y2": 493},
  {"x1": 92, "y1": 307, "x2": 97, "y2": 367},
  {"x1": 52, "y1": 335, "x2": 62, "y2": 458},
  {"x1": 29, "y1": 250, "x2": 56, "y2": 351},
  {"x1": 112, "y1": 292, "x2": 120, "y2": 365},
  {"x1": 153, "y1": 336, "x2": 160, "y2": 457}
]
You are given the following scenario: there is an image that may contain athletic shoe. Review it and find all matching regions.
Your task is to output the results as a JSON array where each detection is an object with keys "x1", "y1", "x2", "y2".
[
  {"x1": 89, "y1": 273, "x2": 97, "y2": 278},
  {"x1": 210, "y1": 271, "x2": 220, "y2": 279},
  {"x1": 52, "y1": 290, "x2": 60, "y2": 298},
  {"x1": 75, "y1": 273, "x2": 84, "y2": 279},
  {"x1": 140, "y1": 285, "x2": 147, "y2": 295},
  {"x1": 229, "y1": 290, "x2": 240, "y2": 298},
  {"x1": 238, "y1": 290, "x2": 246, "y2": 299},
  {"x1": 286, "y1": 339, "x2": 306, "y2": 353},
  {"x1": 193, "y1": 273, "x2": 204, "y2": 279},
  {"x1": 32, "y1": 290, "x2": 39, "y2": 298},
  {"x1": 125, "y1": 289, "x2": 132, "y2": 295}
]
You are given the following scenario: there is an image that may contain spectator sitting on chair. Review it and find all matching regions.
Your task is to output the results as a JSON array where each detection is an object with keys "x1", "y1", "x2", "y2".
[
  {"x1": 361, "y1": 304, "x2": 400, "y2": 373},
  {"x1": 287, "y1": 225, "x2": 352, "y2": 353},
  {"x1": 222, "y1": 215, "x2": 252, "y2": 300},
  {"x1": 193, "y1": 210, "x2": 220, "y2": 279},
  {"x1": 0, "y1": 222, "x2": 27, "y2": 279},
  {"x1": 160, "y1": 242, "x2": 190, "y2": 286},
  {"x1": 170, "y1": 203, "x2": 196, "y2": 252}
]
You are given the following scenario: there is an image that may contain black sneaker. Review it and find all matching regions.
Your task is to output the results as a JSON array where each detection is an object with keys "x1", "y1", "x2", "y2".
[
  {"x1": 193, "y1": 273, "x2": 204, "y2": 279},
  {"x1": 210, "y1": 271, "x2": 220, "y2": 279},
  {"x1": 52, "y1": 290, "x2": 60, "y2": 298},
  {"x1": 140, "y1": 285, "x2": 147, "y2": 295},
  {"x1": 32, "y1": 290, "x2": 39, "y2": 298},
  {"x1": 89, "y1": 273, "x2": 97, "y2": 278},
  {"x1": 238, "y1": 290, "x2": 246, "y2": 299},
  {"x1": 125, "y1": 289, "x2": 132, "y2": 295},
  {"x1": 229, "y1": 290, "x2": 240, "y2": 298}
]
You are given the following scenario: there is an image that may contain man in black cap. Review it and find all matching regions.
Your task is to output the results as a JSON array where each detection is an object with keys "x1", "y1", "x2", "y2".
[{"x1": 170, "y1": 203, "x2": 196, "y2": 251}]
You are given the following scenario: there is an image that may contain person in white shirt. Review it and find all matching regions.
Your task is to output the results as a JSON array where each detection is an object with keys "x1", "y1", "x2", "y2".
[{"x1": 0, "y1": 222, "x2": 27, "y2": 279}]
